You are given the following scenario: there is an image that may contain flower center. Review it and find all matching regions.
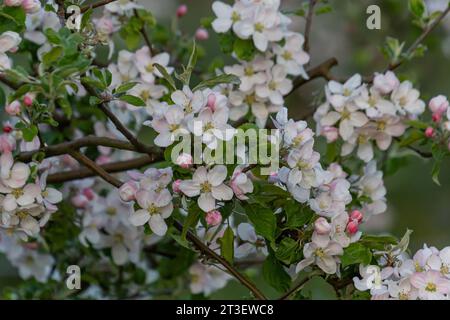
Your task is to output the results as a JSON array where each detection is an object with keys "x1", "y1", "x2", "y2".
[
  {"x1": 141, "y1": 90, "x2": 150, "y2": 101},
  {"x1": 254, "y1": 23, "x2": 264, "y2": 32},
  {"x1": 107, "y1": 207, "x2": 117, "y2": 216},
  {"x1": 268, "y1": 81, "x2": 277, "y2": 91},
  {"x1": 200, "y1": 182, "x2": 212, "y2": 193},
  {"x1": 292, "y1": 135, "x2": 303, "y2": 147},
  {"x1": 341, "y1": 109, "x2": 351, "y2": 120},
  {"x1": 12, "y1": 188, "x2": 23, "y2": 199},
  {"x1": 314, "y1": 248, "x2": 325, "y2": 258},
  {"x1": 114, "y1": 234, "x2": 124, "y2": 242},
  {"x1": 399, "y1": 96, "x2": 408, "y2": 107},
  {"x1": 147, "y1": 205, "x2": 159, "y2": 215},
  {"x1": 358, "y1": 135, "x2": 368, "y2": 145},
  {"x1": 343, "y1": 88, "x2": 352, "y2": 97},
  {"x1": 377, "y1": 121, "x2": 386, "y2": 131},
  {"x1": 425, "y1": 282, "x2": 437, "y2": 292},
  {"x1": 231, "y1": 11, "x2": 240, "y2": 22},
  {"x1": 169, "y1": 124, "x2": 180, "y2": 132},
  {"x1": 245, "y1": 94, "x2": 256, "y2": 105},
  {"x1": 282, "y1": 51, "x2": 292, "y2": 60},
  {"x1": 244, "y1": 67, "x2": 254, "y2": 76},
  {"x1": 204, "y1": 122, "x2": 214, "y2": 131},
  {"x1": 145, "y1": 64, "x2": 154, "y2": 73},
  {"x1": 16, "y1": 210, "x2": 28, "y2": 219},
  {"x1": 441, "y1": 265, "x2": 449, "y2": 275}
]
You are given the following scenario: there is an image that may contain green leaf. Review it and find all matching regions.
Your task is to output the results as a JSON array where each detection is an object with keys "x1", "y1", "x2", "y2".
[
  {"x1": 0, "y1": 87, "x2": 5, "y2": 110},
  {"x1": 409, "y1": 0, "x2": 426, "y2": 18},
  {"x1": 341, "y1": 243, "x2": 372, "y2": 268},
  {"x1": 431, "y1": 144, "x2": 446, "y2": 185},
  {"x1": 193, "y1": 74, "x2": 241, "y2": 91},
  {"x1": 275, "y1": 237, "x2": 301, "y2": 265},
  {"x1": 43, "y1": 46, "x2": 64, "y2": 66},
  {"x1": 219, "y1": 226, "x2": 235, "y2": 264},
  {"x1": 359, "y1": 235, "x2": 398, "y2": 251},
  {"x1": 89, "y1": 96, "x2": 102, "y2": 106},
  {"x1": 181, "y1": 207, "x2": 201, "y2": 240},
  {"x1": 0, "y1": 6, "x2": 26, "y2": 33},
  {"x1": 233, "y1": 38, "x2": 256, "y2": 60},
  {"x1": 176, "y1": 40, "x2": 197, "y2": 86},
  {"x1": 285, "y1": 200, "x2": 313, "y2": 228},
  {"x1": 20, "y1": 125, "x2": 39, "y2": 142},
  {"x1": 44, "y1": 28, "x2": 61, "y2": 44},
  {"x1": 153, "y1": 63, "x2": 177, "y2": 91},
  {"x1": 398, "y1": 129, "x2": 424, "y2": 147},
  {"x1": 56, "y1": 98, "x2": 72, "y2": 118},
  {"x1": 263, "y1": 254, "x2": 291, "y2": 292},
  {"x1": 243, "y1": 203, "x2": 276, "y2": 242},
  {"x1": 115, "y1": 82, "x2": 139, "y2": 94},
  {"x1": 118, "y1": 95, "x2": 146, "y2": 107},
  {"x1": 315, "y1": 5, "x2": 333, "y2": 15},
  {"x1": 218, "y1": 33, "x2": 234, "y2": 54},
  {"x1": 81, "y1": 8, "x2": 94, "y2": 30}
]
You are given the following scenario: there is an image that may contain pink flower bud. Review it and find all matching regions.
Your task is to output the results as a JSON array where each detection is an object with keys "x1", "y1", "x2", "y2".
[
  {"x1": 346, "y1": 220, "x2": 359, "y2": 235},
  {"x1": 5, "y1": 0, "x2": 23, "y2": 7},
  {"x1": 432, "y1": 112, "x2": 442, "y2": 123},
  {"x1": 21, "y1": 0, "x2": 41, "y2": 13},
  {"x1": 373, "y1": 71, "x2": 400, "y2": 94},
  {"x1": 176, "y1": 153, "x2": 193, "y2": 168},
  {"x1": 176, "y1": 4, "x2": 188, "y2": 18},
  {"x1": 172, "y1": 179, "x2": 182, "y2": 193},
  {"x1": 350, "y1": 210, "x2": 363, "y2": 223},
  {"x1": 322, "y1": 126, "x2": 338, "y2": 143},
  {"x1": 195, "y1": 28, "x2": 209, "y2": 41},
  {"x1": 425, "y1": 127, "x2": 434, "y2": 138},
  {"x1": 3, "y1": 125, "x2": 12, "y2": 133},
  {"x1": 314, "y1": 217, "x2": 331, "y2": 235},
  {"x1": 23, "y1": 94, "x2": 33, "y2": 107},
  {"x1": 71, "y1": 194, "x2": 88, "y2": 208},
  {"x1": 205, "y1": 210, "x2": 222, "y2": 226},
  {"x1": 207, "y1": 93, "x2": 216, "y2": 110},
  {"x1": 119, "y1": 181, "x2": 138, "y2": 202},
  {"x1": 429, "y1": 95, "x2": 449, "y2": 114},
  {"x1": 5, "y1": 100, "x2": 21, "y2": 115},
  {"x1": 82, "y1": 188, "x2": 95, "y2": 201}
]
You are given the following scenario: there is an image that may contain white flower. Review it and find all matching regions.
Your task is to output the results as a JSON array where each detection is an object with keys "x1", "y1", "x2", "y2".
[
  {"x1": 149, "y1": 105, "x2": 189, "y2": 147},
  {"x1": 410, "y1": 270, "x2": 450, "y2": 300},
  {"x1": 235, "y1": 223, "x2": 268, "y2": 258},
  {"x1": 179, "y1": 165, "x2": 233, "y2": 212},
  {"x1": 97, "y1": 223, "x2": 141, "y2": 265},
  {"x1": 0, "y1": 152, "x2": 30, "y2": 189},
  {"x1": 171, "y1": 86, "x2": 205, "y2": 114},
  {"x1": 0, "y1": 31, "x2": 22, "y2": 53},
  {"x1": 189, "y1": 106, "x2": 235, "y2": 149},
  {"x1": 388, "y1": 278, "x2": 418, "y2": 300},
  {"x1": 373, "y1": 71, "x2": 399, "y2": 94},
  {"x1": 354, "y1": 86, "x2": 396, "y2": 118},
  {"x1": 273, "y1": 33, "x2": 310, "y2": 77},
  {"x1": 326, "y1": 74, "x2": 363, "y2": 109},
  {"x1": 295, "y1": 232, "x2": 343, "y2": 275},
  {"x1": 320, "y1": 102, "x2": 368, "y2": 141},
  {"x1": 255, "y1": 65, "x2": 292, "y2": 105},
  {"x1": 135, "y1": 47, "x2": 173, "y2": 83},
  {"x1": 0, "y1": 53, "x2": 11, "y2": 71},
  {"x1": 11, "y1": 250, "x2": 54, "y2": 283},
  {"x1": 129, "y1": 189, "x2": 173, "y2": 236},
  {"x1": 391, "y1": 81, "x2": 426, "y2": 116},
  {"x1": 105, "y1": 0, "x2": 139, "y2": 15},
  {"x1": 224, "y1": 56, "x2": 272, "y2": 92},
  {"x1": 356, "y1": 161, "x2": 387, "y2": 217},
  {"x1": 211, "y1": 1, "x2": 251, "y2": 34},
  {"x1": 189, "y1": 262, "x2": 231, "y2": 296}
]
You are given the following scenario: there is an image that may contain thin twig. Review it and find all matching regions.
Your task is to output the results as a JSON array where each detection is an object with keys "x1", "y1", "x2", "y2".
[
  {"x1": 134, "y1": 9, "x2": 154, "y2": 56},
  {"x1": 47, "y1": 155, "x2": 160, "y2": 184},
  {"x1": 68, "y1": 149, "x2": 123, "y2": 188},
  {"x1": 304, "y1": 0, "x2": 317, "y2": 54},
  {"x1": 16, "y1": 136, "x2": 153, "y2": 162},
  {"x1": 80, "y1": 0, "x2": 119, "y2": 13},
  {"x1": 172, "y1": 220, "x2": 267, "y2": 300},
  {"x1": 278, "y1": 274, "x2": 318, "y2": 300}
]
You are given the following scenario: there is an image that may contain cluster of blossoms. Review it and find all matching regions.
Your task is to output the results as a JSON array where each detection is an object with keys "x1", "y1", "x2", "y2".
[
  {"x1": 119, "y1": 167, "x2": 174, "y2": 236},
  {"x1": 212, "y1": 0, "x2": 310, "y2": 127},
  {"x1": 425, "y1": 95, "x2": 450, "y2": 150},
  {"x1": 0, "y1": 152, "x2": 62, "y2": 237},
  {"x1": 314, "y1": 72, "x2": 427, "y2": 162},
  {"x1": 354, "y1": 244, "x2": 450, "y2": 300}
]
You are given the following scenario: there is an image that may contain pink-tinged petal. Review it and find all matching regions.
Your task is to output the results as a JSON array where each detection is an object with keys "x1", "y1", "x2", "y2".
[
  {"x1": 135, "y1": 190, "x2": 152, "y2": 208},
  {"x1": 198, "y1": 193, "x2": 215, "y2": 212},
  {"x1": 179, "y1": 180, "x2": 200, "y2": 197},
  {"x1": 295, "y1": 257, "x2": 315, "y2": 273},
  {"x1": 159, "y1": 202, "x2": 173, "y2": 219},
  {"x1": 211, "y1": 184, "x2": 233, "y2": 201},
  {"x1": 129, "y1": 209, "x2": 150, "y2": 226},
  {"x1": 410, "y1": 272, "x2": 427, "y2": 289},
  {"x1": 149, "y1": 214, "x2": 168, "y2": 236},
  {"x1": 193, "y1": 166, "x2": 208, "y2": 183},
  {"x1": 207, "y1": 165, "x2": 227, "y2": 186},
  {"x1": 321, "y1": 111, "x2": 341, "y2": 126},
  {"x1": 3, "y1": 194, "x2": 17, "y2": 211},
  {"x1": 317, "y1": 256, "x2": 337, "y2": 274}
]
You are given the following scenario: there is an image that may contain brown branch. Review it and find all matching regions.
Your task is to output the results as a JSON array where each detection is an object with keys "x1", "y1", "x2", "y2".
[
  {"x1": 16, "y1": 136, "x2": 149, "y2": 162},
  {"x1": 56, "y1": 0, "x2": 66, "y2": 26},
  {"x1": 134, "y1": 9, "x2": 154, "y2": 56},
  {"x1": 47, "y1": 155, "x2": 160, "y2": 184},
  {"x1": 304, "y1": 0, "x2": 317, "y2": 54},
  {"x1": 172, "y1": 220, "x2": 267, "y2": 300},
  {"x1": 67, "y1": 149, "x2": 123, "y2": 188},
  {"x1": 287, "y1": 57, "x2": 338, "y2": 97},
  {"x1": 80, "y1": 0, "x2": 119, "y2": 13}
]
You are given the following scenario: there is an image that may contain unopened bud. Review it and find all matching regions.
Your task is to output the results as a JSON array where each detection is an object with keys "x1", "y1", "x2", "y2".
[
  {"x1": 205, "y1": 210, "x2": 222, "y2": 226},
  {"x1": 119, "y1": 181, "x2": 138, "y2": 202},
  {"x1": 425, "y1": 127, "x2": 434, "y2": 138},
  {"x1": 314, "y1": 217, "x2": 331, "y2": 235},
  {"x1": 346, "y1": 220, "x2": 359, "y2": 235},
  {"x1": 176, "y1": 4, "x2": 188, "y2": 18},
  {"x1": 350, "y1": 209, "x2": 363, "y2": 223}
]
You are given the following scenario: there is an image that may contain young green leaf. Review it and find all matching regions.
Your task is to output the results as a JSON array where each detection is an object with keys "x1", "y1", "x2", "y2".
[
  {"x1": 153, "y1": 63, "x2": 177, "y2": 91},
  {"x1": 118, "y1": 95, "x2": 146, "y2": 107},
  {"x1": 219, "y1": 226, "x2": 235, "y2": 264},
  {"x1": 193, "y1": 74, "x2": 241, "y2": 91}
]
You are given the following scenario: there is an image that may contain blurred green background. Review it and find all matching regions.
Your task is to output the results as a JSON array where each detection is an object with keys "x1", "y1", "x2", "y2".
[{"x1": 1, "y1": 0, "x2": 449, "y2": 298}]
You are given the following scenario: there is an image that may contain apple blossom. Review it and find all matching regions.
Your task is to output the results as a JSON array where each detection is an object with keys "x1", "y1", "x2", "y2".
[
  {"x1": 179, "y1": 165, "x2": 233, "y2": 212},
  {"x1": 0, "y1": 31, "x2": 22, "y2": 53},
  {"x1": 21, "y1": 0, "x2": 41, "y2": 13},
  {"x1": 235, "y1": 223, "x2": 268, "y2": 258},
  {"x1": 205, "y1": 210, "x2": 222, "y2": 226},
  {"x1": 176, "y1": 4, "x2": 188, "y2": 18},
  {"x1": 195, "y1": 28, "x2": 209, "y2": 40},
  {"x1": 119, "y1": 181, "x2": 138, "y2": 202},
  {"x1": 314, "y1": 217, "x2": 331, "y2": 235},
  {"x1": 5, "y1": 100, "x2": 21, "y2": 115}
]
